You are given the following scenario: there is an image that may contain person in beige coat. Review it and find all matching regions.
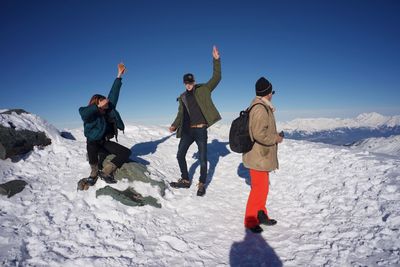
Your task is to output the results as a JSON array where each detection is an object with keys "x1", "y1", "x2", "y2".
[{"x1": 242, "y1": 77, "x2": 284, "y2": 233}]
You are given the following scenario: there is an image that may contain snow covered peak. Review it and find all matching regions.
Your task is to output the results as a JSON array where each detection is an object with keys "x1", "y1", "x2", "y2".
[
  {"x1": 0, "y1": 110, "x2": 62, "y2": 143},
  {"x1": 354, "y1": 112, "x2": 389, "y2": 126},
  {"x1": 278, "y1": 112, "x2": 400, "y2": 133}
]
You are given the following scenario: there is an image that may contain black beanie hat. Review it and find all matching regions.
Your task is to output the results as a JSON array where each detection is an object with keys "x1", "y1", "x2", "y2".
[{"x1": 255, "y1": 77, "x2": 273, "y2": 96}]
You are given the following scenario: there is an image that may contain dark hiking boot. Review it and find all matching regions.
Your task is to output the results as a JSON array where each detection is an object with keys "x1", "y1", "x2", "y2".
[
  {"x1": 258, "y1": 210, "x2": 277, "y2": 226},
  {"x1": 99, "y1": 162, "x2": 117, "y2": 184},
  {"x1": 249, "y1": 225, "x2": 263, "y2": 233},
  {"x1": 77, "y1": 164, "x2": 99, "y2": 191},
  {"x1": 170, "y1": 178, "x2": 190, "y2": 188},
  {"x1": 197, "y1": 182, "x2": 206, "y2": 196},
  {"x1": 77, "y1": 178, "x2": 90, "y2": 191},
  {"x1": 86, "y1": 176, "x2": 98, "y2": 186},
  {"x1": 77, "y1": 176, "x2": 99, "y2": 191},
  {"x1": 99, "y1": 172, "x2": 117, "y2": 184}
]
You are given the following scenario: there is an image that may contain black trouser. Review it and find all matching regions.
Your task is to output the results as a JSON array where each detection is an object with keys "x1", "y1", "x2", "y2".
[{"x1": 87, "y1": 140, "x2": 131, "y2": 168}]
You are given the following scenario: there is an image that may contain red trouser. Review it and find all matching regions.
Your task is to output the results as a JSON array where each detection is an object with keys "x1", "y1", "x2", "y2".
[{"x1": 244, "y1": 169, "x2": 269, "y2": 228}]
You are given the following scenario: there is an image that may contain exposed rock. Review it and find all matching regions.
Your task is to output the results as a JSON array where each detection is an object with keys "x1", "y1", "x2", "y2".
[
  {"x1": 88, "y1": 155, "x2": 166, "y2": 208},
  {"x1": 0, "y1": 125, "x2": 51, "y2": 160},
  {"x1": 103, "y1": 155, "x2": 166, "y2": 196},
  {"x1": 0, "y1": 142, "x2": 5, "y2": 160},
  {"x1": 0, "y1": 109, "x2": 28, "y2": 115},
  {"x1": 0, "y1": 109, "x2": 53, "y2": 160},
  {"x1": 0, "y1": 180, "x2": 28, "y2": 198}
]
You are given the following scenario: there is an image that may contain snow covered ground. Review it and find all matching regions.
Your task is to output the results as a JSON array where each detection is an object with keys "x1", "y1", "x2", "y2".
[
  {"x1": 352, "y1": 135, "x2": 400, "y2": 157},
  {"x1": 0, "y1": 114, "x2": 399, "y2": 266}
]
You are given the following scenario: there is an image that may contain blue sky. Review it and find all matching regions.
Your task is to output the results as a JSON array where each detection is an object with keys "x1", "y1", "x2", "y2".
[{"x1": 1, "y1": 0, "x2": 399, "y2": 128}]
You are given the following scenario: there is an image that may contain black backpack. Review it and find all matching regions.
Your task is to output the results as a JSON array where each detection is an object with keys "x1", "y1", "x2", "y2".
[{"x1": 229, "y1": 103, "x2": 268, "y2": 153}]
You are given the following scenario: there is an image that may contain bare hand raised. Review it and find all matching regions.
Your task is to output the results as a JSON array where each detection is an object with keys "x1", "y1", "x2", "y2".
[
  {"x1": 212, "y1": 45, "x2": 220, "y2": 60},
  {"x1": 117, "y1": 63, "x2": 126, "y2": 78}
]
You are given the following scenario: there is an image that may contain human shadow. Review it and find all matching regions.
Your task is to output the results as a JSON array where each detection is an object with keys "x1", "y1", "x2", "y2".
[
  {"x1": 230, "y1": 230, "x2": 283, "y2": 267},
  {"x1": 237, "y1": 163, "x2": 251, "y2": 186},
  {"x1": 188, "y1": 139, "x2": 230, "y2": 186},
  {"x1": 129, "y1": 134, "x2": 174, "y2": 165}
]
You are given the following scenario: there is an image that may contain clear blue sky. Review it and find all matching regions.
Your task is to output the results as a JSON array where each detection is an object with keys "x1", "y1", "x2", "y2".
[{"x1": 1, "y1": 0, "x2": 399, "y2": 128}]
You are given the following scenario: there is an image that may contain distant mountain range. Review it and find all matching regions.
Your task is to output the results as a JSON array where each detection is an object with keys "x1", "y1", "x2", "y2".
[{"x1": 278, "y1": 112, "x2": 400, "y2": 146}]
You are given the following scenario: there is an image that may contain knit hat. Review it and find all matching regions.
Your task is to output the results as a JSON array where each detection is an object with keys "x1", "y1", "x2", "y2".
[
  {"x1": 183, "y1": 73, "x2": 195, "y2": 84},
  {"x1": 255, "y1": 77, "x2": 274, "y2": 96}
]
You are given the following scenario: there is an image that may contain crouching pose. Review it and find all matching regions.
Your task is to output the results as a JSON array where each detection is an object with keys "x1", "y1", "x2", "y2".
[{"x1": 78, "y1": 63, "x2": 131, "y2": 190}]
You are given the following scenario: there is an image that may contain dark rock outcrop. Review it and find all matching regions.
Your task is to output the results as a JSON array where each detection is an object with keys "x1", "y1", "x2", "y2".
[
  {"x1": 0, "y1": 125, "x2": 51, "y2": 160},
  {"x1": 1, "y1": 109, "x2": 28, "y2": 115},
  {"x1": 0, "y1": 109, "x2": 52, "y2": 160},
  {"x1": 103, "y1": 155, "x2": 166, "y2": 196},
  {"x1": 0, "y1": 180, "x2": 28, "y2": 198}
]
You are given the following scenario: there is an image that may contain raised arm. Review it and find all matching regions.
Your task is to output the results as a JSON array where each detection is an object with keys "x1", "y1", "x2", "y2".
[
  {"x1": 204, "y1": 46, "x2": 221, "y2": 92},
  {"x1": 108, "y1": 63, "x2": 126, "y2": 107}
]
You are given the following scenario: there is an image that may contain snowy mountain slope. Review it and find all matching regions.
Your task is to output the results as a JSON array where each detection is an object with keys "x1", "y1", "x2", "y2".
[
  {"x1": 277, "y1": 112, "x2": 400, "y2": 146},
  {"x1": 0, "y1": 110, "x2": 62, "y2": 143},
  {"x1": 278, "y1": 112, "x2": 400, "y2": 133},
  {"x1": 352, "y1": 135, "x2": 400, "y2": 157},
  {"x1": 0, "y1": 115, "x2": 399, "y2": 266}
]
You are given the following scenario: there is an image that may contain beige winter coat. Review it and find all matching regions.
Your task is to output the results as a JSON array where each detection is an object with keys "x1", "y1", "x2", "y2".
[{"x1": 242, "y1": 97, "x2": 279, "y2": 171}]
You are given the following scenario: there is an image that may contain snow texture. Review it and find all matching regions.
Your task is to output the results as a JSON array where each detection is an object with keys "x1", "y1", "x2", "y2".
[
  {"x1": 352, "y1": 135, "x2": 400, "y2": 157},
  {"x1": 0, "y1": 113, "x2": 399, "y2": 266},
  {"x1": 278, "y1": 112, "x2": 400, "y2": 133}
]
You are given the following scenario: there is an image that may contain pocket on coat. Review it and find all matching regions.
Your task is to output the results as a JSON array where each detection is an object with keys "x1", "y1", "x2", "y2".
[{"x1": 259, "y1": 146, "x2": 270, "y2": 157}]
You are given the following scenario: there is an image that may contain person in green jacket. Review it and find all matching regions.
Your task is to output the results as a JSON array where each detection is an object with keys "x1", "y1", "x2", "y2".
[
  {"x1": 169, "y1": 46, "x2": 222, "y2": 196},
  {"x1": 78, "y1": 63, "x2": 131, "y2": 190}
]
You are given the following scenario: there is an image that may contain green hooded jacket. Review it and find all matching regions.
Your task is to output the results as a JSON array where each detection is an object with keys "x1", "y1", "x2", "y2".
[
  {"x1": 79, "y1": 78, "x2": 125, "y2": 142},
  {"x1": 172, "y1": 59, "x2": 222, "y2": 138}
]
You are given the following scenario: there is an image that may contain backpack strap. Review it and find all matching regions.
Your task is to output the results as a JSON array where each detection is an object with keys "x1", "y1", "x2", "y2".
[
  {"x1": 247, "y1": 103, "x2": 268, "y2": 113},
  {"x1": 247, "y1": 103, "x2": 274, "y2": 147}
]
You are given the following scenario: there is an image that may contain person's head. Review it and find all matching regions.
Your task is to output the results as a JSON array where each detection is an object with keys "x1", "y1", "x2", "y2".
[
  {"x1": 183, "y1": 73, "x2": 196, "y2": 91},
  {"x1": 89, "y1": 94, "x2": 108, "y2": 109},
  {"x1": 255, "y1": 77, "x2": 275, "y2": 101}
]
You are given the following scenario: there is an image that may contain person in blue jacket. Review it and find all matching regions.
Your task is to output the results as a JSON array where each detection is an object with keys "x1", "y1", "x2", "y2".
[{"x1": 78, "y1": 63, "x2": 131, "y2": 189}]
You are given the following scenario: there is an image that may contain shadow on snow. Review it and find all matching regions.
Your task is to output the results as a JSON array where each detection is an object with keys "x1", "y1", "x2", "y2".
[
  {"x1": 237, "y1": 163, "x2": 251, "y2": 186},
  {"x1": 189, "y1": 139, "x2": 230, "y2": 187},
  {"x1": 129, "y1": 134, "x2": 174, "y2": 165},
  {"x1": 230, "y1": 230, "x2": 282, "y2": 267}
]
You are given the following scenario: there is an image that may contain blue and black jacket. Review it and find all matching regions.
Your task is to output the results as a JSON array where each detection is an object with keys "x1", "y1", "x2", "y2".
[{"x1": 79, "y1": 78, "x2": 125, "y2": 142}]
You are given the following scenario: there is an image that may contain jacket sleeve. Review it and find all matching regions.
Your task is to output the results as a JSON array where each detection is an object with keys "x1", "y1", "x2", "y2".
[
  {"x1": 79, "y1": 104, "x2": 99, "y2": 122},
  {"x1": 107, "y1": 78, "x2": 122, "y2": 107},
  {"x1": 171, "y1": 98, "x2": 183, "y2": 127},
  {"x1": 250, "y1": 105, "x2": 277, "y2": 146},
  {"x1": 204, "y1": 58, "x2": 221, "y2": 92}
]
